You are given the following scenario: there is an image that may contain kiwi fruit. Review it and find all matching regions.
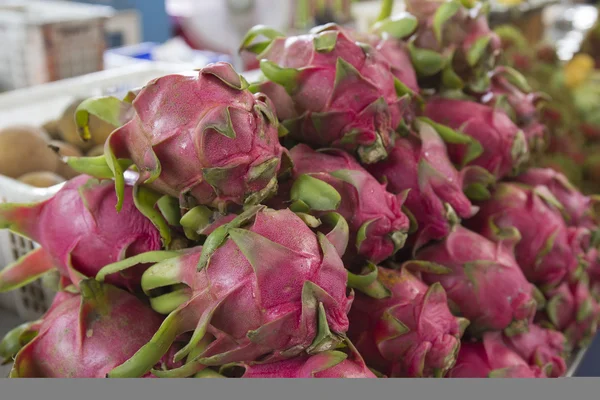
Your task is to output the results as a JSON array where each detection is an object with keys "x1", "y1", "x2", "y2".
[
  {"x1": 0, "y1": 126, "x2": 59, "y2": 178},
  {"x1": 49, "y1": 140, "x2": 83, "y2": 179},
  {"x1": 18, "y1": 171, "x2": 65, "y2": 188}
]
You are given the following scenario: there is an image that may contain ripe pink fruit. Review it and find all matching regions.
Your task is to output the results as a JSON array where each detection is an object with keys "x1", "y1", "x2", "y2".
[
  {"x1": 467, "y1": 183, "x2": 583, "y2": 288},
  {"x1": 287, "y1": 143, "x2": 410, "y2": 265},
  {"x1": 71, "y1": 62, "x2": 288, "y2": 212},
  {"x1": 515, "y1": 168, "x2": 598, "y2": 229},
  {"x1": 539, "y1": 275, "x2": 600, "y2": 350},
  {"x1": 408, "y1": 226, "x2": 539, "y2": 336},
  {"x1": 0, "y1": 175, "x2": 162, "y2": 292},
  {"x1": 217, "y1": 345, "x2": 375, "y2": 378},
  {"x1": 8, "y1": 280, "x2": 174, "y2": 378},
  {"x1": 348, "y1": 266, "x2": 467, "y2": 377},
  {"x1": 424, "y1": 98, "x2": 528, "y2": 179},
  {"x1": 448, "y1": 332, "x2": 547, "y2": 378},
  {"x1": 406, "y1": 0, "x2": 501, "y2": 91},
  {"x1": 102, "y1": 206, "x2": 353, "y2": 378},
  {"x1": 502, "y1": 324, "x2": 567, "y2": 378},
  {"x1": 367, "y1": 121, "x2": 490, "y2": 250},
  {"x1": 241, "y1": 23, "x2": 409, "y2": 164}
]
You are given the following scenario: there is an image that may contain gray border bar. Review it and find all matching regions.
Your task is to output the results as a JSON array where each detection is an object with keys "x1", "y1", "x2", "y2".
[{"x1": 0, "y1": 378, "x2": 598, "y2": 400}]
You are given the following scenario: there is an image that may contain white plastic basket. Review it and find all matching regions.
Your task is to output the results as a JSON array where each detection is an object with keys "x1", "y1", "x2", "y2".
[
  {"x1": 0, "y1": 0, "x2": 114, "y2": 91},
  {"x1": 0, "y1": 62, "x2": 200, "y2": 320}
]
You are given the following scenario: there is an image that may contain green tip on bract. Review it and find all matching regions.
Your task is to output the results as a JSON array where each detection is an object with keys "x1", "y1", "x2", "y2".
[
  {"x1": 239, "y1": 25, "x2": 285, "y2": 54},
  {"x1": 403, "y1": 260, "x2": 453, "y2": 275},
  {"x1": 372, "y1": 13, "x2": 418, "y2": 39},
  {"x1": 74, "y1": 96, "x2": 129, "y2": 141},
  {"x1": 133, "y1": 185, "x2": 172, "y2": 248},
  {"x1": 376, "y1": 0, "x2": 394, "y2": 22},
  {"x1": 408, "y1": 42, "x2": 446, "y2": 77},
  {"x1": 0, "y1": 321, "x2": 40, "y2": 363},
  {"x1": 313, "y1": 30, "x2": 338, "y2": 53},
  {"x1": 65, "y1": 155, "x2": 132, "y2": 180},
  {"x1": 180, "y1": 205, "x2": 216, "y2": 240},
  {"x1": 321, "y1": 212, "x2": 349, "y2": 258},
  {"x1": 259, "y1": 60, "x2": 300, "y2": 95},
  {"x1": 433, "y1": 1, "x2": 461, "y2": 44},
  {"x1": 466, "y1": 36, "x2": 491, "y2": 67},
  {"x1": 96, "y1": 250, "x2": 180, "y2": 283},
  {"x1": 149, "y1": 288, "x2": 191, "y2": 315},
  {"x1": 291, "y1": 174, "x2": 341, "y2": 212},
  {"x1": 347, "y1": 264, "x2": 391, "y2": 300}
]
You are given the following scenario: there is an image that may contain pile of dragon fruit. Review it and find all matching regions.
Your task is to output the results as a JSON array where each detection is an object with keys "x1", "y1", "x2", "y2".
[{"x1": 0, "y1": 0, "x2": 599, "y2": 379}]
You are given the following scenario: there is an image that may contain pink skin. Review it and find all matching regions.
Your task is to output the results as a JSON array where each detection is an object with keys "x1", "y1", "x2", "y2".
[
  {"x1": 108, "y1": 62, "x2": 286, "y2": 210},
  {"x1": 515, "y1": 168, "x2": 596, "y2": 228},
  {"x1": 255, "y1": 24, "x2": 407, "y2": 163},
  {"x1": 289, "y1": 144, "x2": 410, "y2": 265},
  {"x1": 412, "y1": 226, "x2": 537, "y2": 335},
  {"x1": 449, "y1": 332, "x2": 546, "y2": 378},
  {"x1": 482, "y1": 72, "x2": 546, "y2": 149},
  {"x1": 0, "y1": 175, "x2": 161, "y2": 291},
  {"x1": 9, "y1": 282, "x2": 174, "y2": 378},
  {"x1": 348, "y1": 267, "x2": 465, "y2": 377},
  {"x1": 588, "y1": 249, "x2": 600, "y2": 299},
  {"x1": 424, "y1": 98, "x2": 526, "y2": 179},
  {"x1": 541, "y1": 278, "x2": 600, "y2": 349},
  {"x1": 502, "y1": 324, "x2": 567, "y2": 378},
  {"x1": 467, "y1": 183, "x2": 581, "y2": 288},
  {"x1": 109, "y1": 208, "x2": 353, "y2": 377},
  {"x1": 366, "y1": 128, "x2": 476, "y2": 249},
  {"x1": 223, "y1": 348, "x2": 376, "y2": 378}
]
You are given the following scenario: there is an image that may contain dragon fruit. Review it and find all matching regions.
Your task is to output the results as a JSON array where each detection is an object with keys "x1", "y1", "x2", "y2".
[
  {"x1": 240, "y1": 23, "x2": 409, "y2": 164},
  {"x1": 68, "y1": 62, "x2": 288, "y2": 212},
  {"x1": 480, "y1": 67, "x2": 547, "y2": 152},
  {"x1": 404, "y1": 0, "x2": 501, "y2": 92},
  {"x1": 97, "y1": 206, "x2": 353, "y2": 378},
  {"x1": 467, "y1": 183, "x2": 584, "y2": 288},
  {"x1": 367, "y1": 120, "x2": 492, "y2": 250},
  {"x1": 539, "y1": 274, "x2": 600, "y2": 350},
  {"x1": 347, "y1": 266, "x2": 468, "y2": 377},
  {"x1": 502, "y1": 324, "x2": 568, "y2": 378},
  {"x1": 215, "y1": 342, "x2": 375, "y2": 378},
  {"x1": 8, "y1": 280, "x2": 183, "y2": 378},
  {"x1": 406, "y1": 226, "x2": 539, "y2": 336},
  {"x1": 0, "y1": 175, "x2": 166, "y2": 292},
  {"x1": 448, "y1": 332, "x2": 547, "y2": 378},
  {"x1": 283, "y1": 143, "x2": 410, "y2": 266},
  {"x1": 515, "y1": 168, "x2": 598, "y2": 229},
  {"x1": 424, "y1": 98, "x2": 528, "y2": 179}
]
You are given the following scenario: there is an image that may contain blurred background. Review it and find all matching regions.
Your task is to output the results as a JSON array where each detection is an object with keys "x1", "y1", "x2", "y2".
[{"x1": 2, "y1": 0, "x2": 600, "y2": 377}]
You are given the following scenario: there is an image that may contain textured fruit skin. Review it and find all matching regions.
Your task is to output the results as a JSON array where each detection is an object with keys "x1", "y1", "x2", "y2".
[
  {"x1": 108, "y1": 207, "x2": 353, "y2": 378},
  {"x1": 246, "y1": 24, "x2": 408, "y2": 164},
  {"x1": 515, "y1": 168, "x2": 597, "y2": 229},
  {"x1": 502, "y1": 324, "x2": 567, "y2": 378},
  {"x1": 348, "y1": 267, "x2": 465, "y2": 377},
  {"x1": 424, "y1": 98, "x2": 528, "y2": 179},
  {"x1": 107, "y1": 62, "x2": 286, "y2": 211},
  {"x1": 0, "y1": 175, "x2": 161, "y2": 291},
  {"x1": 9, "y1": 281, "x2": 171, "y2": 378},
  {"x1": 467, "y1": 183, "x2": 581, "y2": 288},
  {"x1": 448, "y1": 332, "x2": 546, "y2": 378},
  {"x1": 366, "y1": 124, "x2": 476, "y2": 250},
  {"x1": 411, "y1": 226, "x2": 538, "y2": 336},
  {"x1": 539, "y1": 276, "x2": 600, "y2": 350},
  {"x1": 221, "y1": 347, "x2": 376, "y2": 378},
  {"x1": 289, "y1": 144, "x2": 410, "y2": 265},
  {"x1": 483, "y1": 69, "x2": 547, "y2": 152}
]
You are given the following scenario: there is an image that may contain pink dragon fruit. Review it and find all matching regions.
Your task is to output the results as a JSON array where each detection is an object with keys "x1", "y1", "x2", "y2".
[
  {"x1": 215, "y1": 343, "x2": 376, "y2": 378},
  {"x1": 515, "y1": 168, "x2": 598, "y2": 228},
  {"x1": 538, "y1": 274, "x2": 600, "y2": 350},
  {"x1": 0, "y1": 175, "x2": 166, "y2": 292},
  {"x1": 97, "y1": 206, "x2": 353, "y2": 378},
  {"x1": 502, "y1": 324, "x2": 568, "y2": 378},
  {"x1": 448, "y1": 332, "x2": 547, "y2": 378},
  {"x1": 367, "y1": 120, "x2": 492, "y2": 250},
  {"x1": 480, "y1": 67, "x2": 547, "y2": 152},
  {"x1": 406, "y1": 226, "x2": 539, "y2": 336},
  {"x1": 68, "y1": 62, "x2": 288, "y2": 212},
  {"x1": 283, "y1": 143, "x2": 410, "y2": 266},
  {"x1": 240, "y1": 23, "x2": 409, "y2": 164},
  {"x1": 587, "y1": 248, "x2": 600, "y2": 300},
  {"x1": 467, "y1": 183, "x2": 584, "y2": 288},
  {"x1": 347, "y1": 266, "x2": 468, "y2": 377},
  {"x1": 424, "y1": 98, "x2": 529, "y2": 179},
  {"x1": 404, "y1": 0, "x2": 501, "y2": 92},
  {"x1": 8, "y1": 280, "x2": 183, "y2": 378}
]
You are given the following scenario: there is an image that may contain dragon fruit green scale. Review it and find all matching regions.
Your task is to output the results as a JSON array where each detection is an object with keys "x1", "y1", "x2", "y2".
[
  {"x1": 241, "y1": 23, "x2": 408, "y2": 164},
  {"x1": 69, "y1": 62, "x2": 288, "y2": 212}
]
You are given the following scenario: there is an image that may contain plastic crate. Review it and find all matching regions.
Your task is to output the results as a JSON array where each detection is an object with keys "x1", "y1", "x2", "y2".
[
  {"x1": 0, "y1": 0, "x2": 114, "y2": 91},
  {"x1": 0, "y1": 62, "x2": 199, "y2": 320}
]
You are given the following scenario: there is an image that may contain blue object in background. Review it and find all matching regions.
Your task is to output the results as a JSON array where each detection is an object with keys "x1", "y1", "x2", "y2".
[
  {"x1": 72, "y1": 0, "x2": 172, "y2": 44},
  {"x1": 574, "y1": 334, "x2": 600, "y2": 376}
]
